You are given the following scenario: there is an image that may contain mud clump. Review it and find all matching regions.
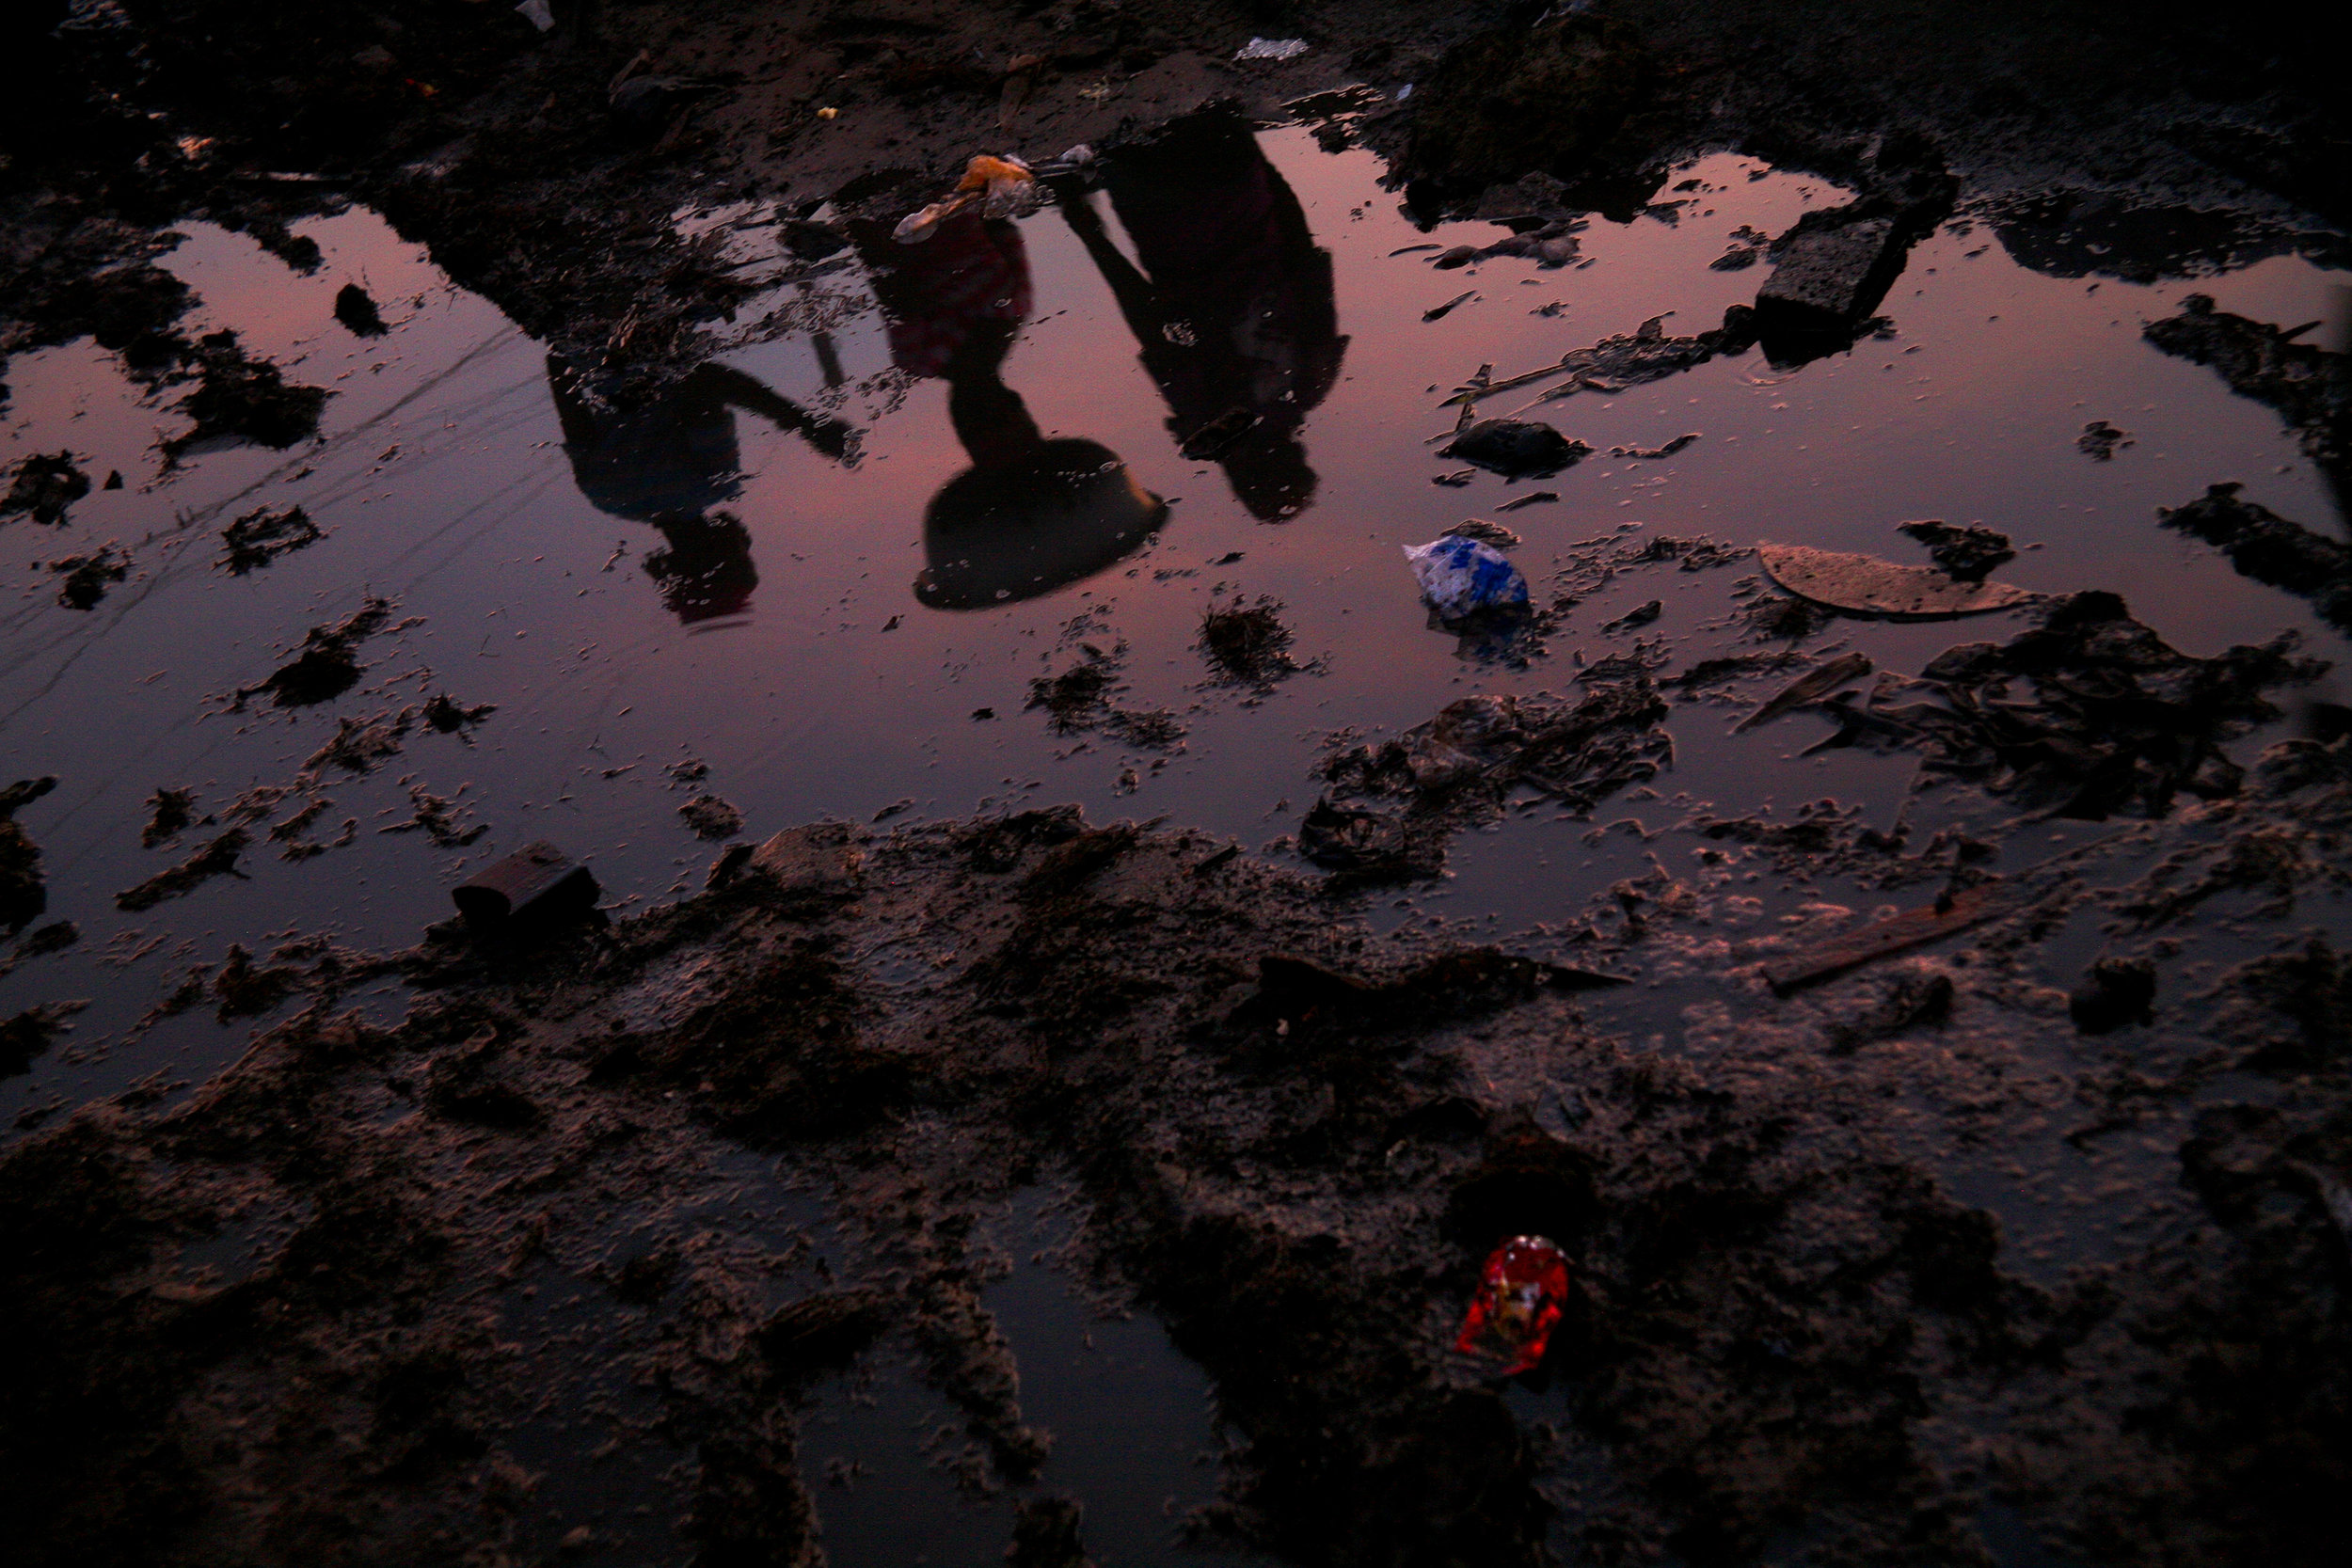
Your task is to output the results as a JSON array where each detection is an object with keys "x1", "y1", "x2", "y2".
[
  {"x1": 2160, "y1": 483, "x2": 2352, "y2": 632},
  {"x1": 217, "y1": 504, "x2": 321, "y2": 575},
  {"x1": 1439, "y1": 417, "x2": 1590, "y2": 478},
  {"x1": 331, "y1": 281, "x2": 387, "y2": 337},
  {"x1": 1, "y1": 776, "x2": 58, "y2": 936},
  {"x1": 1898, "y1": 519, "x2": 2014, "y2": 580},
  {"x1": 678, "y1": 793, "x2": 745, "y2": 841},
  {"x1": 236, "y1": 595, "x2": 394, "y2": 707},
  {"x1": 1324, "y1": 680, "x2": 1672, "y2": 819},
  {"x1": 420, "y1": 692, "x2": 495, "y2": 734},
  {"x1": 1199, "y1": 594, "x2": 1300, "y2": 687},
  {"x1": 141, "y1": 786, "x2": 197, "y2": 847},
  {"x1": 1406, "y1": 13, "x2": 1645, "y2": 191},
  {"x1": 48, "y1": 543, "x2": 130, "y2": 610},
  {"x1": 116, "y1": 829, "x2": 248, "y2": 911},
  {"x1": 161, "y1": 329, "x2": 330, "y2": 457},
  {"x1": 2145, "y1": 295, "x2": 2352, "y2": 481},
  {"x1": 1025, "y1": 645, "x2": 1186, "y2": 748},
  {"x1": 1, "y1": 1002, "x2": 84, "y2": 1077},
  {"x1": 2, "y1": 451, "x2": 91, "y2": 525}
]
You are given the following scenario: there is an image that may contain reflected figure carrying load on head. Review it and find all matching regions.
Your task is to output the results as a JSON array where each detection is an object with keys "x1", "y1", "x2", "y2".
[
  {"x1": 548, "y1": 355, "x2": 856, "y2": 624},
  {"x1": 854, "y1": 205, "x2": 1165, "y2": 610},
  {"x1": 1053, "y1": 107, "x2": 1347, "y2": 521}
]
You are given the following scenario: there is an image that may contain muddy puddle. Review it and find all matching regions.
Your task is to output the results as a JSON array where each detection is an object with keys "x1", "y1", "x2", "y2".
[{"x1": 8, "y1": 94, "x2": 2352, "y2": 1566}]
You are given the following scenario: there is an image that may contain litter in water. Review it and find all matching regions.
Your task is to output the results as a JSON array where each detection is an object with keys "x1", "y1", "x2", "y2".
[
  {"x1": 1404, "y1": 535, "x2": 1530, "y2": 620},
  {"x1": 1454, "y1": 1234, "x2": 1571, "y2": 1376}
]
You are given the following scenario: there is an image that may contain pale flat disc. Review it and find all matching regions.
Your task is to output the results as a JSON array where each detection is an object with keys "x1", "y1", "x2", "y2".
[{"x1": 1757, "y1": 542, "x2": 2038, "y2": 619}]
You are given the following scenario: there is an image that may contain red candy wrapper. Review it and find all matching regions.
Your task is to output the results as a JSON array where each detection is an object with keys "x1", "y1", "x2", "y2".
[{"x1": 1453, "y1": 1234, "x2": 1570, "y2": 1375}]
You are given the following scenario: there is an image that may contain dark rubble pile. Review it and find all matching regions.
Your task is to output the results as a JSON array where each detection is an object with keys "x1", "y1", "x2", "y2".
[
  {"x1": 1802, "y1": 591, "x2": 2325, "y2": 818},
  {"x1": 1323, "y1": 679, "x2": 1673, "y2": 816}
]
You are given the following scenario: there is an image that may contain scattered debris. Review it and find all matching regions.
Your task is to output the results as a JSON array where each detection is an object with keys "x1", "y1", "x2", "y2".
[
  {"x1": 1431, "y1": 469, "x2": 1476, "y2": 488},
  {"x1": 1439, "y1": 419, "x2": 1589, "y2": 478},
  {"x1": 162, "y1": 328, "x2": 331, "y2": 457},
  {"x1": 1764, "y1": 882, "x2": 2014, "y2": 994},
  {"x1": 1326, "y1": 682, "x2": 1670, "y2": 816},
  {"x1": 2158, "y1": 483, "x2": 2352, "y2": 632},
  {"x1": 379, "y1": 786, "x2": 487, "y2": 848},
  {"x1": 1813, "y1": 592, "x2": 2323, "y2": 817},
  {"x1": 48, "y1": 543, "x2": 129, "y2": 610},
  {"x1": 892, "y1": 154, "x2": 1038, "y2": 243},
  {"x1": 1234, "y1": 38, "x2": 1311, "y2": 62},
  {"x1": 1823, "y1": 973, "x2": 1955, "y2": 1053},
  {"x1": 217, "y1": 503, "x2": 322, "y2": 574},
  {"x1": 2077, "y1": 420, "x2": 2134, "y2": 460},
  {"x1": 1025, "y1": 647, "x2": 1186, "y2": 748},
  {"x1": 2, "y1": 452, "x2": 90, "y2": 526},
  {"x1": 1423, "y1": 290, "x2": 1476, "y2": 322},
  {"x1": 1736, "y1": 651, "x2": 1873, "y2": 733},
  {"x1": 235, "y1": 595, "x2": 394, "y2": 707},
  {"x1": 332, "y1": 282, "x2": 387, "y2": 337},
  {"x1": 1758, "y1": 542, "x2": 2037, "y2": 619},
  {"x1": 1453, "y1": 1235, "x2": 1570, "y2": 1376},
  {"x1": 116, "y1": 829, "x2": 248, "y2": 911},
  {"x1": 679, "y1": 794, "x2": 745, "y2": 841},
  {"x1": 1897, "y1": 520, "x2": 2015, "y2": 581},
  {"x1": 1405, "y1": 535, "x2": 1530, "y2": 620},
  {"x1": 1600, "y1": 599, "x2": 1662, "y2": 633}
]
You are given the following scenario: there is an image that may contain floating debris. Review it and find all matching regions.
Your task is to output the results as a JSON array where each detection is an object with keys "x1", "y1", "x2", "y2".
[
  {"x1": 116, "y1": 829, "x2": 249, "y2": 912},
  {"x1": 1896, "y1": 520, "x2": 2015, "y2": 581},
  {"x1": 1439, "y1": 419, "x2": 1589, "y2": 478},
  {"x1": 217, "y1": 504, "x2": 322, "y2": 575},
  {"x1": 2077, "y1": 419, "x2": 2134, "y2": 460},
  {"x1": 1735, "y1": 651, "x2": 1873, "y2": 733},
  {"x1": 48, "y1": 544, "x2": 129, "y2": 610},
  {"x1": 1405, "y1": 535, "x2": 1529, "y2": 620},
  {"x1": 1442, "y1": 518, "x2": 1521, "y2": 548},
  {"x1": 235, "y1": 596, "x2": 395, "y2": 707}
]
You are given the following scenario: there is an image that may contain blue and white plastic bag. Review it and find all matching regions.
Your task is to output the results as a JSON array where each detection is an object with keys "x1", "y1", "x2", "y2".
[{"x1": 1403, "y1": 535, "x2": 1530, "y2": 620}]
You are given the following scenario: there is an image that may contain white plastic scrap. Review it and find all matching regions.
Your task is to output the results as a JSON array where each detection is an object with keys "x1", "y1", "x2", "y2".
[
  {"x1": 1234, "y1": 38, "x2": 1311, "y2": 62},
  {"x1": 1403, "y1": 535, "x2": 1530, "y2": 621},
  {"x1": 516, "y1": 0, "x2": 555, "y2": 32}
]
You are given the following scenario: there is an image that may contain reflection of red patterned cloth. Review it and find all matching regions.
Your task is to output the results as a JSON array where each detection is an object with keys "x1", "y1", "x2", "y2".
[{"x1": 882, "y1": 212, "x2": 1032, "y2": 378}]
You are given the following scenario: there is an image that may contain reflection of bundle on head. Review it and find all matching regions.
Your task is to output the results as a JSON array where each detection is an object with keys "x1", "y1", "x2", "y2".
[{"x1": 915, "y1": 438, "x2": 1166, "y2": 610}]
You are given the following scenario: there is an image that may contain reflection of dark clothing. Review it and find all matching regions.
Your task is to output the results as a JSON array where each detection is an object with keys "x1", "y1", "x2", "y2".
[
  {"x1": 856, "y1": 212, "x2": 1161, "y2": 607},
  {"x1": 547, "y1": 356, "x2": 851, "y2": 624},
  {"x1": 548, "y1": 356, "x2": 851, "y2": 523},
  {"x1": 1067, "y1": 110, "x2": 1347, "y2": 519}
]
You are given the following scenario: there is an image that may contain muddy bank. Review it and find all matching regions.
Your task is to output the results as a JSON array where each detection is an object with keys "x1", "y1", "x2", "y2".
[{"x1": 7, "y1": 687, "x2": 2351, "y2": 1565}]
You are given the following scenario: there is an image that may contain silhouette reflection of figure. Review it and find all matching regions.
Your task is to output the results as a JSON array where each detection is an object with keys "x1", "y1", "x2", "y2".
[
  {"x1": 855, "y1": 209, "x2": 1164, "y2": 609},
  {"x1": 1056, "y1": 108, "x2": 1347, "y2": 520},
  {"x1": 548, "y1": 355, "x2": 854, "y2": 624}
]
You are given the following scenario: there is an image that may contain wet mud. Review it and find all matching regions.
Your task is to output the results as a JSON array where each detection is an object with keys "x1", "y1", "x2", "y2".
[{"x1": 7, "y1": 2, "x2": 2352, "y2": 1565}]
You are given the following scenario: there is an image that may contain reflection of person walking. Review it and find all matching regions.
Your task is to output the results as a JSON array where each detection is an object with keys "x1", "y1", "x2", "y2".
[
  {"x1": 546, "y1": 355, "x2": 854, "y2": 624},
  {"x1": 1056, "y1": 107, "x2": 1348, "y2": 520},
  {"x1": 855, "y1": 209, "x2": 1163, "y2": 609}
]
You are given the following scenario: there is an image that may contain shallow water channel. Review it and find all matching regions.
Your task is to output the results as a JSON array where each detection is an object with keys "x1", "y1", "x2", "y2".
[{"x1": 6, "y1": 100, "x2": 2351, "y2": 1564}]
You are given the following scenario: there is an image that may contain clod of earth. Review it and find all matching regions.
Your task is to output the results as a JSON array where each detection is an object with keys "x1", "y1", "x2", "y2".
[
  {"x1": 2145, "y1": 294, "x2": 2352, "y2": 481},
  {"x1": 2159, "y1": 483, "x2": 2352, "y2": 632},
  {"x1": 48, "y1": 543, "x2": 129, "y2": 610},
  {"x1": 1325, "y1": 681, "x2": 1671, "y2": 818},
  {"x1": 2071, "y1": 956, "x2": 2156, "y2": 1035},
  {"x1": 1758, "y1": 540, "x2": 2039, "y2": 619},
  {"x1": 0, "y1": 1001, "x2": 85, "y2": 1078},
  {"x1": 1897, "y1": 519, "x2": 2015, "y2": 581},
  {"x1": 217, "y1": 504, "x2": 321, "y2": 575},
  {"x1": 0, "y1": 776, "x2": 58, "y2": 936},
  {"x1": 141, "y1": 785, "x2": 197, "y2": 847},
  {"x1": 679, "y1": 794, "x2": 745, "y2": 841},
  {"x1": 115, "y1": 828, "x2": 248, "y2": 911},
  {"x1": 1439, "y1": 418, "x2": 1590, "y2": 478},
  {"x1": 1442, "y1": 518, "x2": 1521, "y2": 547},
  {"x1": 421, "y1": 692, "x2": 496, "y2": 733},
  {"x1": 161, "y1": 328, "x2": 331, "y2": 457},
  {"x1": 1, "y1": 451, "x2": 90, "y2": 525},
  {"x1": 235, "y1": 595, "x2": 394, "y2": 707},
  {"x1": 331, "y1": 281, "x2": 387, "y2": 336},
  {"x1": 2078, "y1": 419, "x2": 2135, "y2": 459}
]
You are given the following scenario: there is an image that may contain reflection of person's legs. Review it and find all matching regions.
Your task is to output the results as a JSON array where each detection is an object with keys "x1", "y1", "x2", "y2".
[{"x1": 942, "y1": 317, "x2": 1043, "y2": 469}]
